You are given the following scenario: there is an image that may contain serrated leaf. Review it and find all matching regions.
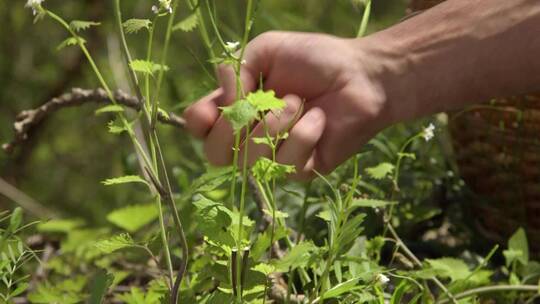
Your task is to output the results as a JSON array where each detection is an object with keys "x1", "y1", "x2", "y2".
[
  {"x1": 95, "y1": 104, "x2": 124, "y2": 115},
  {"x1": 102, "y1": 175, "x2": 149, "y2": 187},
  {"x1": 350, "y1": 198, "x2": 397, "y2": 209},
  {"x1": 123, "y1": 19, "x2": 151, "y2": 34},
  {"x1": 172, "y1": 13, "x2": 198, "y2": 32},
  {"x1": 220, "y1": 99, "x2": 258, "y2": 132},
  {"x1": 425, "y1": 257, "x2": 471, "y2": 282},
  {"x1": 57, "y1": 37, "x2": 86, "y2": 51},
  {"x1": 94, "y1": 234, "x2": 135, "y2": 254},
  {"x1": 365, "y1": 162, "x2": 394, "y2": 179},
  {"x1": 129, "y1": 59, "x2": 169, "y2": 76},
  {"x1": 252, "y1": 133, "x2": 288, "y2": 148},
  {"x1": 106, "y1": 203, "x2": 159, "y2": 232},
  {"x1": 193, "y1": 197, "x2": 235, "y2": 247},
  {"x1": 69, "y1": 20, "x2": 101, "y2": 32},
  {"x1": 252, "y1": 263, "x2": 275, "y2": 276},
  {"x1": 246, "y1": 90, "x2": 286, "y2": 112},
  {"x1": 251, "y1": 157, "x2": 295, "y2": 182}
]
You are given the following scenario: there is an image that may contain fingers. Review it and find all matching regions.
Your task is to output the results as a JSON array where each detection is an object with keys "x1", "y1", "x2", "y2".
[
  {"x1": 239, "y1": 95, "x2": 302, "y2": 166},
  {"x1": 183, "y1": 89, "x2": 223, "y2": 139},
  {"x1": 276, "y1": 107, "x2": 326, "y2": 180}
]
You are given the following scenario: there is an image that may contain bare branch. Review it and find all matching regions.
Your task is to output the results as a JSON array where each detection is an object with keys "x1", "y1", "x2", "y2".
[{"x1": 2, "y1": 88, "x2": 186, "y2": 154}]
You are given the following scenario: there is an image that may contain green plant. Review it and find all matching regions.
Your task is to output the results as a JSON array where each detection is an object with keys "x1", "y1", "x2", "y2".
[{"x1": 2, "y1": 0, "x2": 540, "y2": 303}]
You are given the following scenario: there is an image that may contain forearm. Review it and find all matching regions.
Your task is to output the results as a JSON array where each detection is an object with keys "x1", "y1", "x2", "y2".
[{"x1": 360, "y1": 0, "x2": 540, "y2": 123}]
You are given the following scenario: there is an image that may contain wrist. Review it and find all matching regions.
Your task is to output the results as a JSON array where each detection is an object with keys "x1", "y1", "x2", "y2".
[{"x1": 347, "y1": 34, "x2": 418, "y2": 126}]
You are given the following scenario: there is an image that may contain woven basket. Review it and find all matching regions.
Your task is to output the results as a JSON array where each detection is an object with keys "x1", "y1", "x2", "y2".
[{"x1": 408, "y1": 0, "x2": 540, "y2": 253}]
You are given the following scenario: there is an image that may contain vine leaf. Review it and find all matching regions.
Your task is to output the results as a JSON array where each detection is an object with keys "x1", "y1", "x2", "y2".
[
  {"x1": 102, "y1": 175, "x2": 149, "y2": 187},
  {"x1": 57, "y1": 37, "x2": 86, "y2": 51},
  {"x1": 129, "y1": 59, "x2": 169, "y2": 76},
  {"x1": 69, "y1": 20, "x2": 101, "y2": 32},
  {"x1": 123, "y1": 19, "x2": 152, "y2": 34},
  {"x1": 247, "y1": 90, "x2": 286, "y2": 112},
  {"x1": 94, "y1": 233, "x2": 135, "y2": 254},
  {"x1": 172, "y1": 13, "x2": 198, "y2": 32},
  {"x1": 425, "y1": 257, "x2": 471, "y2": 282},
  {"x1": 251, "y1": 157, "x2": 295, "y2": 182},
  {"x1": 365, "y1": 162, "x2": 394, "y2": 180},
  {"x1": 220, "y1": 99, "x2": 257, "y2": 132},
  {"x1": 106, "y1": 203, "x2": 159, "y2": 232}
]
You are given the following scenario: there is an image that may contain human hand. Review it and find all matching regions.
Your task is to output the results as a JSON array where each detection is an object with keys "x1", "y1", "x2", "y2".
[{"x1": 184, "y1": 31, "x2": 396, "y2": 180}]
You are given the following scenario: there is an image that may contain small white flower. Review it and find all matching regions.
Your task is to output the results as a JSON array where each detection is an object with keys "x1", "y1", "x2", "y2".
[
  {"x1": 241, "y1": 59, "x2": 247, "y2": 65},
  {"x1": 422, "y1": 123, "x2": 435, "y2": 142},
  {"x1": 225, "y1": 41, "x2": 240, "y2": 52},
  {"x1": 25, "y1": 0, "x2": 44, "y2": 15},
  {"x1": 151, "y1": 5, "x2": 159, "y2": 14},
  {"x1": 376, "y1": 273, "x2": 390, "y2": 285}
]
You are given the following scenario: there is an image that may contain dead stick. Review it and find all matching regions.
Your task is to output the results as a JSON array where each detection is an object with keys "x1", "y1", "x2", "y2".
[{"x1": 2, "y1": 87, "x2": 185, "y2": 154}]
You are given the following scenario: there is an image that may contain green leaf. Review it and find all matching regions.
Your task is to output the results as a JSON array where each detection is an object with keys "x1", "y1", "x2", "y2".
[
  {"x1": 322, "y1": 277, "x2": 362, "y2": 299},
  {"x1": 274, "y1": 241, "x2": 318, "y2": 272},
  {"x1": 193, "y1": 197, "x2": 235, "y2": 247},
  {"x1": 69, "y1": 20, "x2": 101, "y2": 32},
  {"x1": 38, "y1": 219, "x2": 85, "y2": 233},
  {"x1": 172, "y1": 13, "x2": 198, "y2": 32},
  {"x1": 350, "y1": 198, "x2": 397, "y2": 209},
  {"x1": 365, "y1": 162, "x2": 394, "y2": 179},
  {"x1": 252, "y1": 133, "x2": 288, "y2": 148},
  {"x1": 503, "y1": 227, "x2": 529, "y2": 266},
  {"x1": 252, "y1": 263, "x2": 275, "y2": 276},
  {"x1": 425, "y1": 257, "x2": 471, "y2": 282},
  {"x1": 88, "y1": 270, "x2": 114, "y2": 304},
  {"x1": 246, "y1": 90, "x2": 286, "y2": 112},
  {"x1": 95, "y1": 104, "x2": 124, "y2": 115},
  {"x1": 397, "y1": 152, "x2": 416, "y2": 160},
  {"x1": 106, "y1": 203, "x2": 159, "y2": 232},
  {"x1": 57, "y1": 37, "x2": 86, "y2": 51},
  {"x1": 107, "y1": 120, "x2": 127, "y2": 134},
  {"x1": 94, "y1": 233, "x2": 135, "y2": 254},
  {"x1": 11, "y1": 282, "x2": 29, "y2": 297},
  {"x1": 251, "y1": 157, "x2": 295, "y2": 182},
  {"x1": 123, "y1": 19, "x2": 151, "y2": 34},
  {"x1": 129, "y1": 59, "x2": 169, "y2": 76},
  {"x1": 8, "y1": 207, "x2": 23, "y2": 233},
  {"x1": 102, "y1": 175, "x2": 149, "y2": 187},
  {"x1": 220, "y1": 99, "x2": 258, "y2": 132},
  {"x1": 190, "y1": 166, "x2": 233, "y2": 194}
]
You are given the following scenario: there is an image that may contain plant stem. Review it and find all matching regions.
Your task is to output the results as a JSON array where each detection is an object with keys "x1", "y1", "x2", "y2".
[
  {"x1": 152, "y1": 0, "x2": 180, "y2": 128},
  {"x1": 437, "y1": 285, "x2": 539, "y2": 304},
  {"x1": 356, "y1": 0, "x2": 372, "y2": 38}
]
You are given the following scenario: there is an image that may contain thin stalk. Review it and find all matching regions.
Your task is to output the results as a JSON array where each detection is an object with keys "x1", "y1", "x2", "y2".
[
  {"x1": 45, "y1": 10, "x2": 158, "y2": 178},
  {"x1": 437, "y1": 285, "x2": 538, "y2": 304},
  {"x1": 152, "y1": 0, "x2": 180, "y2": 128},
  {"x1": 113, "y1": 1, "x2": 174, "y2": 286},
  {"x1": 387, "y1": 224, "x2": 458, "y2": 304},
  {"x1": 356, "y1": 0, "x2": 372, "y2": 38}
]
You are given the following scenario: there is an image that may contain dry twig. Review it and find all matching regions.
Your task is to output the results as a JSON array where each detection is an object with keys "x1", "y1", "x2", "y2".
[{"x1": 2, "y1": 88, "x2": 185, "y2": 154}]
